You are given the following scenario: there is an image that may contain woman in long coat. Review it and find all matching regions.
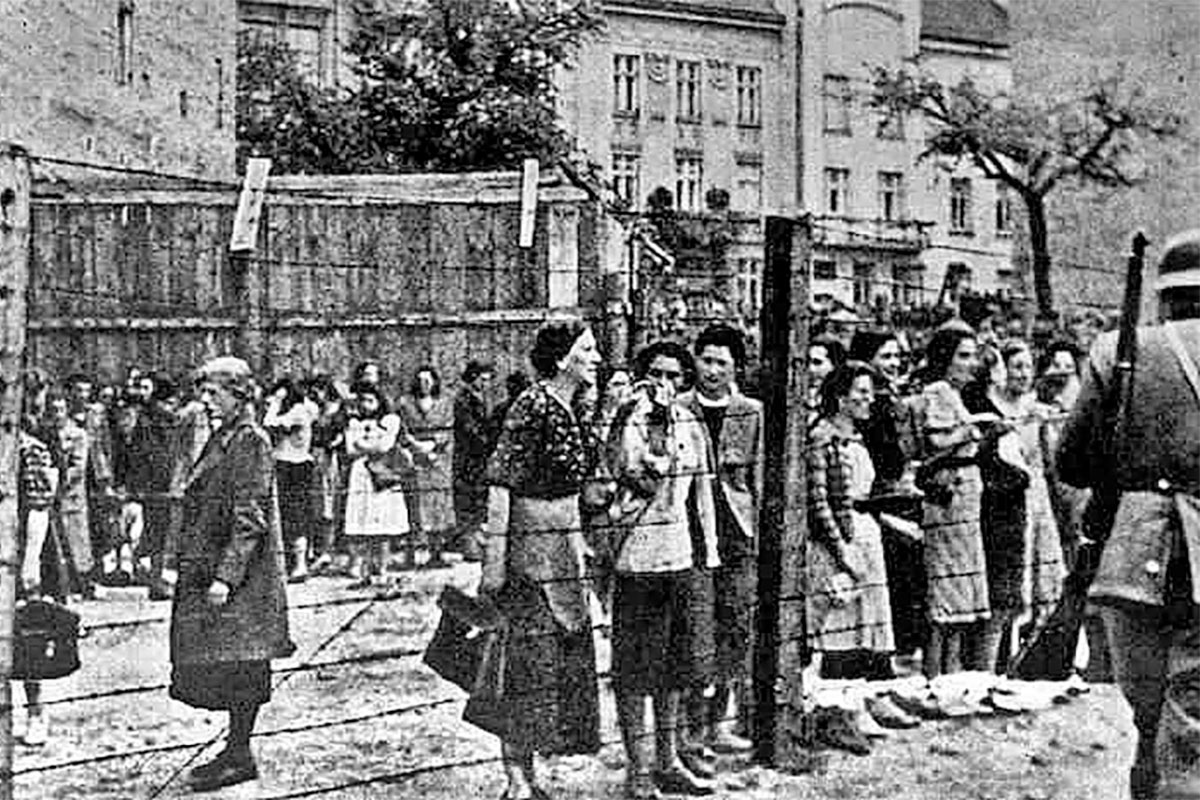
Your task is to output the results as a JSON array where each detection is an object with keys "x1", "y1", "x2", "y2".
[
  {"x1": 170, "y1": 357, "x2": 294, "y2": 792},
  {"x1": 471, "y1": 319, "x2": 603, "y2": 800}
]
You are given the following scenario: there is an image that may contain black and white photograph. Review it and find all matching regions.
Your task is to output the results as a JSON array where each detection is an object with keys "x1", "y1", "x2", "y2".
[{"x1": 0, "y1": 0, "x2": 1196, "y2": 798}]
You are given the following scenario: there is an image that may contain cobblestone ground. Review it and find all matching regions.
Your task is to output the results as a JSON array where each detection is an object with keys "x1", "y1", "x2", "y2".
[{"x1": 15, "y1": 563, "x2": 1136, "y2": 800}]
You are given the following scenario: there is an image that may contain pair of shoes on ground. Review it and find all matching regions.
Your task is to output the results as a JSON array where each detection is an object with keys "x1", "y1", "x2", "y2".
[
  {"x1": 189, "y1": 748, "x2": 258, "y2": 792},
  {"x1": 679, "y1": 744, "x2": 716, "y2": 779},
  {"x1": 812, "y1": 707, "x2": 871, "y2": 756},
  {"x1": 707, "y1": 726, "x2": 753, "y2": 755},
  {"x1": 626, "y1": 762, "x2": 715, "y2": 798},
  {"x1": 865, "y1": 694, "x2": 920, "y2": 729}
]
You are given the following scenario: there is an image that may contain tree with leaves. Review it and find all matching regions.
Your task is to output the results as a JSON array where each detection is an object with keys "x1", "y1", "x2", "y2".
[
  {"x1": 236, "y1": 31, "x2": 369, "y2": 174},
  {"x1": 237, "y1": 0, "x2": 602, "y2": 174},
  {"x1": 871, "y1": 69, "x2": 1184, "y2": 314}
]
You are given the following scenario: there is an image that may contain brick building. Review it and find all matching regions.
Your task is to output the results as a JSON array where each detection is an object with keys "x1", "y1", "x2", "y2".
[{"x1": 1, "y1": 0, "x2": 237, "y2": 180}]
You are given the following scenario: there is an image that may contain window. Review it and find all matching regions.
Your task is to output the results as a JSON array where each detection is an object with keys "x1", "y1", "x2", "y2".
[
  {"x1": 825, "y1": 168, "x2": 851, "y2": 215},
  {"x1": 878, "y1": 172, "x2": 904, "y2": 222},
  {"x1": 823, "y1": 75, "x2": 852, "y2": 134},
  {"x1": 734, "y1": 161, "x2": 763, "y2": 211},
  {"x1": 853, "y1": 262, "x2": 874, "y2": 306},
  {"x1": 675, "y1": 154, "x2": 704, "y2": 212},
  {"x1": 950, "y1": 178, "x2": 973, "y2": 234},
  {"x1": 813, "y1": 260, "x2": 837, "y2": 281},
  {"x1": 995, "y1": 183, "x2": 1013, "y2": 236},
  {"x1": 613, "y1": 54, "x2": 640, "y2": 116},
  {"x1": 676, "y1": 60, "x2": 701, "y2": 122},
  {"x1": 611, "y1": 152, "x2": 640, "y2": 207},
  {"x1": 116, "y1": 0, "x2": 135, "y2": 85},
  {"x1": 892, "y1": 263, "x2": 924, "y2": 306},
  {"x1": 736, "y1": 66, "x2": 762, "y2": 126},
  {"x1": 239, "y1": 3, "x2": 330, "y2": 86},
  {"x1": 877, "y1": 108, "x2": 905, "y2": 140},
  {"x1": 737, "y1": 258, "x2": 763, "y2": 318}
]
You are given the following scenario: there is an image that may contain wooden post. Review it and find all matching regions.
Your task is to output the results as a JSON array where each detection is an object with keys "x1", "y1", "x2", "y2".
[
  {"x1": 754, "y1": 215, "x2": 814, "y2": 770},
  {"x1": 0, "y1": 143, "x2": 30, "y2": 800},
  {"x1": 230, "y1": 158, "x2": 271, "y2": 372}
]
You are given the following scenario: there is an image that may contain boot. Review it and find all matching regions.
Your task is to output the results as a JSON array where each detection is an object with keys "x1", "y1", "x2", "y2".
[
  {"x1": 620, "y1": 694, "x2": 662, "y2": 800},
  {"x1": 678, "y1": 694, "x2": 715, "y2": 779},
  {"x1": 1131, "y1": 731, "x2": 1160, "y2": 800},
  {"x1": 653, "y1": 691, "x2": 715, "y2": 796}
]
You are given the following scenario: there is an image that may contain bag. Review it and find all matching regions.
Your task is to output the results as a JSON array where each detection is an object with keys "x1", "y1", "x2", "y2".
[
  {"x1": 462, "y1": 612, "x2": 511, "y2": 736},
  {"x1": 13, "y1": 599, "x2": 81, "y2": 680},
  {"x1": 423, "y1": 586, "x2": 503, "y2": 692}
]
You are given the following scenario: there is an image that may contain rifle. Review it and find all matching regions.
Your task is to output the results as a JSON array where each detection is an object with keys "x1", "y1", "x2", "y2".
[{"x1": 1008, "y1": 231, "x2": 1148, "y2": 679}]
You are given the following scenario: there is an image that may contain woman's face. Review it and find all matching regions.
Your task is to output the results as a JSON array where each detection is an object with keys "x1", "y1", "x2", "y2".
[
  {"x1": 946, "y1": 337, "x2": 979, "y2": 389},
  {"x1": 871, "y1": 339, "x2": 902, "y2": 381},
  {"x1": 808, "y1": 345, "x2": 834, "y2": 383},
  {"x1": 199, "y1": 380, "x2": 242, "y2": 423},
  {"x1": 359, "y1": 364, "x2": 380, "y2": 386},
  {"x1": 559, "y1": 328, "x2": 601, "y2": 387},
  {"x1": 1005, "y1": 347, "x2": 1035, "y2": 395},
  {"x1": 646, "y1": 354, "x2": 685, "y2": 404},
  {"x1": 606, "y1": 370, "x2": 632, "y2": 405},
  {"x1": 1047, "y1": 350, "x2": 1078, "y2": 379},
  {"x1": 357, "y1": 392, "x2": 380, "y2": 417},
  {"x1": 839, "y1": 374, "x2": 875, "y2": 422},
  {"x1": 696, "y1": 345, "x2": 736, "y2": 398}
]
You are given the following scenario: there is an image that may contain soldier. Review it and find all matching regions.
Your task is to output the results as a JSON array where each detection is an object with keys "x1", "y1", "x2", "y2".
[{"x1": 1058, "y1": 230, "x2": 1200, "y2": 800}]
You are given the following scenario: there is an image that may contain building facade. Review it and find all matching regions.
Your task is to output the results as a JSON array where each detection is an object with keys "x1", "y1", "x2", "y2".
[
  {"x1": 1, "y1": 0, "x2": 237, "y2": 180},
  {"x1": 800, "y1": 0, "x2": 1015, "y2": 312}
]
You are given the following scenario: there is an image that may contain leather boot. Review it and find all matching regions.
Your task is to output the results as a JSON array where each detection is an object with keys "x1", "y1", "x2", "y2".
[
  {"x1": 620, "y1": 693, "x2": 661, "y2": 800},
  {"x1": 1132, "y1": 731, "x2": 1161, "y2": 800},
  {"x1": 654, "y1": 691, "x2": 715, "y2": 796}
]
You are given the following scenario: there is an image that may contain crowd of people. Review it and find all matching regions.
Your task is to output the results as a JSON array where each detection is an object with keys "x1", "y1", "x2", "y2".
[{"x1": 7, "y1": 313, "x2": 1111, "y2": 793}]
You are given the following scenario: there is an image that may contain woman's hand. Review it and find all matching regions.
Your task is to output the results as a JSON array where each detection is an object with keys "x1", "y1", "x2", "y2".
[
  {"x1": 207, "y1": 579, "x2": 231, "y2": 607},
  {"x1": 827, "y1": 572, "x2": 855, "y2": 607}
]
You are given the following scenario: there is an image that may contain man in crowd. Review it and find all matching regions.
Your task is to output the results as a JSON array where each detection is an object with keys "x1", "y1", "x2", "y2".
[{"x1": 1058, "y1": 230, "x2": 1200, "y2": 800}]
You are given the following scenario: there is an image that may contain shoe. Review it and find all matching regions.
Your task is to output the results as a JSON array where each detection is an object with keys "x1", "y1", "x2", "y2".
[
  {"x1": 22, "y1": 714, "x2": 48, "y2": 747},
  {"x1": 888, "y1": 691, "x2": 947, "y2": 721},
  {"x1": 854, "y1": 707, "x2": 891, "y2": 739},
  {"x1": 865, "y1": 695, "x2": 920, "y2": 729},
  {"x1": 678, "y1": 746, "x2": 716, "y2": 779},
  {"x1": 287, "y1": 570, "x2": 308, "y2": 585},
  {"x1": 814, "y1": 707, "x2": 871, "y2": 756},
  {"x1": 652, "y1": 764, "x2": 715, "y2": 796},
  {"x1": 708, "y1": 724, "x2": 753, "y2": 754},
  {"x1": 936, "y1": 693, "x2": 990, "y2": 718},
  {"x1": 189, "y1": 749, "x2": 237, "y2": 782},
  {"x1": 626, "y1": 773, "x2": 663, "y2": 800},
  {"x1": 188, "y1": 754, "x2": 258, "y2": 792},
  {"x1": 1065, "y1": 671, "x2": 1091, "y2": 697}
]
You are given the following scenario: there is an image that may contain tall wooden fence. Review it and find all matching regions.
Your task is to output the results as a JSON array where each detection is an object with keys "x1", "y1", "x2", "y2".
[{"x1": 27, "y1": 172, "x2": 604, "y2": 395}]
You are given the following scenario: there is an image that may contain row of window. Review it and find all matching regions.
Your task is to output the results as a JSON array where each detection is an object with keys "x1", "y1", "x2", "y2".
[
  {"x1": 613, "y1": 152, "x2": 763, "y2": 213},
  {"x1": 824, "y1": 168, "x2": 1014, "y2": 235},
  {"x1": 613, "y1": 54, "x2": 763, "y2": 127}
]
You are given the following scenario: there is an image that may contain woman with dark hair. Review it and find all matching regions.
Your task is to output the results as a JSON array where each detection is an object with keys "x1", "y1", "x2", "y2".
[
  {"x1": 397, "y1": 366, "x2": 455, "y2": 568},
  {"x1": 607, "y1": 339, "x2": 718, "y2": 798},
  {"x1": 170, "y1": 357, "x2": 294, "y2": 791},
  {"x1": 471, "y1": 318, "x2": 603, "y2": 800},
  {"x1": 806, "y1": 362, "x2": 911, "y2": 749},
  {"x1": 343, "y1": 381, "x2": 410, "y2": 587},
  {"x1": 917, "y1": 322, "x2": 992, "y2": 678},
  {"x1": 263, "y1": 377, "x2": 319, "y2": 583}
]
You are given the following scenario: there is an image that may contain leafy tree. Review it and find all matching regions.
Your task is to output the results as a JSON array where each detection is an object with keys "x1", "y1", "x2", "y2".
[
  {"x1": 871, "y1": 69, "x2": 1184, "y2": 314},
  {"x1": 236, "y1": 1, "x2": 602, "y2": 174},
  {"x1": 235, "y1": 32, "x2": 369, "y2": 174},
  {"x1": 344, "y1": 0, "x2": 603, "y2": 172}
]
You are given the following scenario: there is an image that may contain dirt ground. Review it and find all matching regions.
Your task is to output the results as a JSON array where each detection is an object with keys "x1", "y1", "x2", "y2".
[{"x1": 13, "y1": 563, "x2": 1136, "y2": 800}]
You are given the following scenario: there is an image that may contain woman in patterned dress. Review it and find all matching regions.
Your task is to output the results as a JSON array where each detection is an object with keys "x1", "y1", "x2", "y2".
[
  {"x1": 470, "y1": 319, "x2": 604, "y2": 800},
  {"x1": 918, "y1": 322, "x2": 993, "y2": 677}
]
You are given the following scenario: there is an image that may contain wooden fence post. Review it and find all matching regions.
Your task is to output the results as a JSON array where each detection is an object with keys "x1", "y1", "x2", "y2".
[
  {"x1": 0, "y1": 143, "x2": 31, "y2": 800},
  {"x1": 754, "y1": 214, "x2": 814, "y2": 770}
]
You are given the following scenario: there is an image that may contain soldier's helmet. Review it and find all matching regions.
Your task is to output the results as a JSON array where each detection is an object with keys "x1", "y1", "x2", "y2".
[{"x1": 1156, "y1": 229, "x2": 1200, "y2": 292}]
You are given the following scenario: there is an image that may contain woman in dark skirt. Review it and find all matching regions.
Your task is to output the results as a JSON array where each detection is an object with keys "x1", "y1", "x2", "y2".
[
  {"x1": 470, "y1": 319, "x2": 603, "y2": 800},
  {"x1": 169, "y1": 357, "x2": 295, "y2": 792}
]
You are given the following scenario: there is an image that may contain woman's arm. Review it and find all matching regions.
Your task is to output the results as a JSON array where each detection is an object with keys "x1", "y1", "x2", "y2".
[{"x1": 480, "y1": 485, "x2": 511, "y2": 592}]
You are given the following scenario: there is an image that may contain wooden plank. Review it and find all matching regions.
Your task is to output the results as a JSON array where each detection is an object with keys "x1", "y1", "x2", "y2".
[
  {"x1": 462, "y1": 204, "x2": 493, "y2": 312},
  {"x1": 229, "y1": 157, "x2": 271, "y2": 252},
  {"x1": 428, "y1": 205, "x2": 467, "y2": 314},
  {"x1": 490, "y1": 204, "x2": 520, "y2": 311},
  {"x1": 519, "y1": 158, "x2": 539, "y2": 248},
  {"x1": 547, "y1": 204, "x2": 580, "y2": 308},
  {"x1": 149, "y1": 202, "x2": 175, "y2": 315}
]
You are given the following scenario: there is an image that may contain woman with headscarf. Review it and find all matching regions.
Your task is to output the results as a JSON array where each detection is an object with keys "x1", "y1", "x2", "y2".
[
  {"x1": 470, "y1": 319, "x2": 604, "y2": 800},
  {"x1": 169, "y1": 357, "x2": 294, "y2": 791}
]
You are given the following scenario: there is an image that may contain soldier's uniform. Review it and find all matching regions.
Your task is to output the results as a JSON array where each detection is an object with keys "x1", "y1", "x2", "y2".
[{"x1": 1058, "y1": 232, "x2": 1200, "y2": 800}]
